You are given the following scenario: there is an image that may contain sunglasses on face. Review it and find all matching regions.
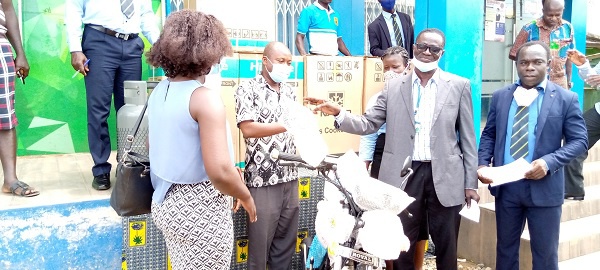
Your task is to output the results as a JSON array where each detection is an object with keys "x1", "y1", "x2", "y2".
[{"x1": 415, "y1": 43, "x2": 443, "y2": 54}]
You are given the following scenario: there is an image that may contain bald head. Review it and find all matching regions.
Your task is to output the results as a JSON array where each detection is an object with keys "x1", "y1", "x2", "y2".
[
  {"x1": 263, "y1": 41, "x2": 291, "y2": 59},
  {"x1": 542, "y1": 0, "x2": 564, "y2": 28},
  {"x1": 543, "y1": 0, "x2": 564, "y2": 9}
]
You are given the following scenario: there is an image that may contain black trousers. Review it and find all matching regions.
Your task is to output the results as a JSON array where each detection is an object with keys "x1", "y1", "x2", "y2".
[
  {"x1": 564, "y1": 108, "x2": 600, "y2": 196},
  {"x1": 82, "y1": 25, "x2": 144, "y2": 176},
  {"x1": 393, "y1": 162, "x2": 461, "y2": 270},
  {"x1": 370, "y1": 133, "x2": 386, "y2": 179},
  {"x1": 371, "y1": 134, "x2": 429, "y2": 241}
]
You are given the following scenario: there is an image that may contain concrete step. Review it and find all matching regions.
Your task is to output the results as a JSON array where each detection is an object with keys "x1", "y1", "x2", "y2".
[
  {"x1": 562, "y1": 185, "x2": 600, "y2": 221},
  {"x1": 588, "y1": 144, "x2": 600, "y2": 163},
  {"x1": 475, "y1": 183, "x2": 494, "y2": 204},
  {"x1": 558, "y1": 250, "x2": 600, "y2": 269},
  {"x1": 583, "y1": 160, "x2": 600, "y2": 187},
  {"x1": 519, "y1": 215, "x2": 600, "y2": 269},
  {"x1": 458, "y1": 185, "x2": 600, "y2": 268}
]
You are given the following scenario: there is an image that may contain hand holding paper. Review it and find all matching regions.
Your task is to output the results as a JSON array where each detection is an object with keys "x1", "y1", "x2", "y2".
[
  {"x1": 524, "y1": 159, "x2": 548, "y2": 180},
  {"x1": 459, "y1": 199, "x2": 480, "y2": 223},
  {"x1": 477, "y1": 158, "x2": 532, "y2": 187}
]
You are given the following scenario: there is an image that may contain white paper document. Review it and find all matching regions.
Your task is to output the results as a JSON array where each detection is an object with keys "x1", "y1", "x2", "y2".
[
  {"x1": 278, "y1": 100, "x2": 328, "y2": 167},
  {"x1": 459, "y1": 200, "x2": 480, "y2": 222},
  {"x1": 478, "y1": 158, "x2": 532, "y2": 187},
  {"x1": 460, "y1": 200, "x2": 480, "y2": 222}
]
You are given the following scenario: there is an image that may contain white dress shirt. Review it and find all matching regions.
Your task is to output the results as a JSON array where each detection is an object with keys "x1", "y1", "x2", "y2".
[
  {"x1": 577, "y1": 60, "x2": 600, "y2": 114},
  {"x1": 335, "y1": 70, "x2": 439, "y2": 161},
  {"x1": 65, "y1": 0, "x2": 159, "y2": 52},
  {"x1": 411, "y1": 70, "x2": 439, "y2": 161},
  {"x1": 381, "y1": 10, "x2": 406, "y2": 48}
]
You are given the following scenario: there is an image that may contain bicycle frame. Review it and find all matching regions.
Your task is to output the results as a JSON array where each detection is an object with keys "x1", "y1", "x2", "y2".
[{"x1": 281, "y1": 159, "x2": 383, "y2": 270}]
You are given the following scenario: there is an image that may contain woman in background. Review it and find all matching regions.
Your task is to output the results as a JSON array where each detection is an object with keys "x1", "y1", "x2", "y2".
[{"x1": 146, "y1": 10, "x2": 256, "y2": 269}]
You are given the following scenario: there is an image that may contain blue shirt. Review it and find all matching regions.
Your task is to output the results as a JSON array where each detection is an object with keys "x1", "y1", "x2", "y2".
[
  {"x1": 502, "y1": 80, "x2": 547, "y2": 166},
  {"x1": 359, "y1": 124, "x2": 386, "y2": 161},
  {"x1": 148, "y1": 80, "x2": 236, "y2": 203},
  {"x1": 297, "y1": 1, "x2": 341, "y2": 56},
  {"x1": 359, "y1": 92, "x2": 386, "y2": 161}
]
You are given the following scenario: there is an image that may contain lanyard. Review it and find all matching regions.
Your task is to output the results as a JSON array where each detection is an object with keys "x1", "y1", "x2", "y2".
[
  {"x1": 414, "y1": 81, "x2": 426, "y2": 132},
  {"x1": 414, "y1": 81, "x2": 426, "y2": 116}
]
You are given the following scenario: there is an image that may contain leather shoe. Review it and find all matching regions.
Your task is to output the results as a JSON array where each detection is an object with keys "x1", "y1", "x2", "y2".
[
  {"x1": 564, "y1": 195, "x2": 584, "y2": 201},
  {"x1": 92, "y1": 173, "x2": 111, "y2": 190}
]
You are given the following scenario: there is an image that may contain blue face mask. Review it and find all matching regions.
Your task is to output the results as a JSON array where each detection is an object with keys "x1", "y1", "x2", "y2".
[{"x1": 380, "y1": 0, "x2": 396, "y2": 11}]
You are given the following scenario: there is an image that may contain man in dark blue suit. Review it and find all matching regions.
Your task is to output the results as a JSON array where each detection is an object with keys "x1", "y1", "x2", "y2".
[{"x1": 478, "y1": 41, "x2": 588, "y2": 270}]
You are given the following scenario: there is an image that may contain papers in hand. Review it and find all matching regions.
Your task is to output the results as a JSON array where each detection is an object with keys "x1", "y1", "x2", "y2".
[
  {"x1": 459, "y1": 199, "x2": 480, "y2": 223},
  {"x1": 278, "y1": 100, "x2": 328, "y2": 167},
  {"x1": 478, "y1": 158, "x2": 532, "y2": 187}
]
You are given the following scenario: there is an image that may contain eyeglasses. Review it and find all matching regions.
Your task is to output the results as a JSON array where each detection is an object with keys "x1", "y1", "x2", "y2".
[{"x1": 415, "y1": 43, "x2": 443, "y2": 54}]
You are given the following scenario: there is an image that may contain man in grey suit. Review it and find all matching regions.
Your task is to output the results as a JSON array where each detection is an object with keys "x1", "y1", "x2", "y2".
[{"x1": 306, "y1": 28, "x2": 479, "y2": 270}]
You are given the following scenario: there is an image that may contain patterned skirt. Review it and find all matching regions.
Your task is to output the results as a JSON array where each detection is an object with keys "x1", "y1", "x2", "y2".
[
  {"x1": 0, "y1": 43, "x2": 16, "y2": 130},
  {"x1": 152, "y1": 181, "x2": 233, "y2": 270}
]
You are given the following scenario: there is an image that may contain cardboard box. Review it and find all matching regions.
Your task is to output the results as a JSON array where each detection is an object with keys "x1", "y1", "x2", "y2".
[
  {"x1": 195, "y1": 0, "x2": 275, "y2": 53},
  {"x1": 304, "y1": 56, "x2": 364, "y2": 155},
  {"x1": 362, "y1": 57, "x2": 385, "y2": 113},
  {"x1": 219, "y1": 53, "x2": 242, "y2": 167},
  {"x1": 287, "y1": 56, "x2": 305, "y2": 105},
  {"x1": 184, "y1": 0, "x2": 196, "y2": 9}
]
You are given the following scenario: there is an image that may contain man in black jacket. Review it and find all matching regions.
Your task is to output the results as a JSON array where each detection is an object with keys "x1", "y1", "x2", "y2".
[{"x1": 368, "y1": 0, "x2": 414, "y2": 57}]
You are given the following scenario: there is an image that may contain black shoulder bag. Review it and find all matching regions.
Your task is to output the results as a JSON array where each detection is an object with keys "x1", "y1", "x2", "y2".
[{"x1": 110, "y1": 102, "x2": 154, "y2": 216}]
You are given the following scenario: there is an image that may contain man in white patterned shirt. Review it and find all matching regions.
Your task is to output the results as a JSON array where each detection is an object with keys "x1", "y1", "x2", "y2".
[{"x1": 235, "y1": 41, "x2": 298, "y2": 270}]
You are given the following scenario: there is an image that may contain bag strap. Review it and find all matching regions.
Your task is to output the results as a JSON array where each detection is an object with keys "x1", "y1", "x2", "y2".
[{"x1": 123, "y1": 101, "x2": 147, "y2": 153}]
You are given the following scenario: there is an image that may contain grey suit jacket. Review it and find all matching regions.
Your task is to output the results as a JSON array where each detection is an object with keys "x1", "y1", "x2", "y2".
[{"x1": 336, "y1": 70, "x2": 478, "y2": 207}]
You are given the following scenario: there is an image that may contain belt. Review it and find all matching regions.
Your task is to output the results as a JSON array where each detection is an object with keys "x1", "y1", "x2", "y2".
[
  {"x1": 87, "y1": 25, "x2": 138, "y2": 41},
  {"x1": 413, "y1": 160, "x2": 431, "y2": 163}
]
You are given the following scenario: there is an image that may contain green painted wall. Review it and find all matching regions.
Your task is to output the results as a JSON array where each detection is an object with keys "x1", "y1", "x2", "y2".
[{"x1": 15, "y1": 0, "x2": 162, "y2": 156}]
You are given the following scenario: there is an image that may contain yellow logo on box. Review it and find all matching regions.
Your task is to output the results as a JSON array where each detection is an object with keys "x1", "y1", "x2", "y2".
[
  {"x1": 296, "y1": 230, "x2": 308, "y2": 253},
  {"x1": 129, "y1": 220, "x2": 147, "y2": 247},
  {"x1": 121, "y1": 253, "x2": 127, "y2": 270},
  {"x1": 236, "y1": 239, "x2": 249, "y2": 263},
  {"x1": 298, "y1": 177, "x2": 310, "y2": 199}
]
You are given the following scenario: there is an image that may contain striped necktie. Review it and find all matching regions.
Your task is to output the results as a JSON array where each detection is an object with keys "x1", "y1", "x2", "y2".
[
  {"x1": 121, "y1": 0, "x2": 135, "y2": 19},
  {"x1": 510, "y1": 106, "x2": 529, "y2": 159},
  {"x1": 391, "y1": 13, "x2": 403, "y2": 47}
]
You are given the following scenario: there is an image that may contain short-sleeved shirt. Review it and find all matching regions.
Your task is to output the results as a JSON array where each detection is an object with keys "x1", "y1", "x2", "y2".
[
  {"x1": 509, "y1": 18, "x2": 575, "y2": 89},
  {"x1": 297, "y1": 1, "x2": 341, "y2": 56},
  {"x1": 235, "y1": 76, "x2": 298, "y2": 188},
  {"x1": 0, "y1": 3, "x2": 8, "y2": 41}
]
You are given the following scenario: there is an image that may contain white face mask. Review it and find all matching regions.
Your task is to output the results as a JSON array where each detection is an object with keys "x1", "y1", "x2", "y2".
[
  {"x1": 266, "y1": 57, "x2": 292, "y2": 83},
  {"x1": 411, "y1": 58, "x2": 439, "y2": 73},
  {"x1": 384, "y1": 70, "x2": 402, "y2": 81},
  {"x1": 513, "y1": 86, "x2": 539, "y2": 107},
  {"x1": 203, "y1": 64, "x2": 222, "y2": 91}
]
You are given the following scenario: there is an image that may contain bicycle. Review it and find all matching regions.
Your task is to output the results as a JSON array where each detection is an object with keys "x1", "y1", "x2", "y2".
[{"x1": 271, "y1": 150, "x2": 415, "y2": 270}]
